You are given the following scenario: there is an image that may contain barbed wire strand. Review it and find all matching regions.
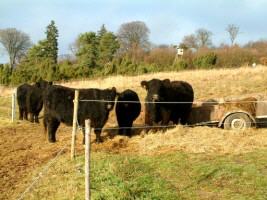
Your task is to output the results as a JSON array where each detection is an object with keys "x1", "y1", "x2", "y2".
[
  {"x1": 17, "y1": 144, "x2": 68, "y2": 200},
  {"x1": 79, "y1": 99, "x2": 267, "y2": 104},
  {"x1": 74, "y1": 120, "x2": 267, "y2": 131}
]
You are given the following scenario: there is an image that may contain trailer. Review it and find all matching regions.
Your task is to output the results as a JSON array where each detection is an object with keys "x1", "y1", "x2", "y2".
[{"x1": 188, "y1": 95, "x2": 267, "y2": 130}]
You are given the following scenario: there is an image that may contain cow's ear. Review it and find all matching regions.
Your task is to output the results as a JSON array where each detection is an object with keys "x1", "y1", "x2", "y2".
[
  {"x1": 141, "y1": 81, "x2": 148, "y2": 90},
  {"x1": 163, "y1": 79, "x2": 171, "y2": 87}
]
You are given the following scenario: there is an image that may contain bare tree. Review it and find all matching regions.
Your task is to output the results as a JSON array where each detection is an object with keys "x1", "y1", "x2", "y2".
[
  {"x1": 117, "y1": 21, "x2": 150, "y2": 54},
  {"x1": 196, "y1": 28, "x2": 213, "y2": 48},
  {"x1": 0, "y1": 28, "x2": 31, "y2": 69},
  {"x1": 226, "y1": 24, "x2": 240, "y2": 46},
  {"x1": 180, "y1": 34, "x2": 198, "y2": 49}
]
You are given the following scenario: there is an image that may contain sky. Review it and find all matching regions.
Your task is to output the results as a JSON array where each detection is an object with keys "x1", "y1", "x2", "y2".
[{"x1": 0, "y1": 0, "x2": 267, "y2": 63}]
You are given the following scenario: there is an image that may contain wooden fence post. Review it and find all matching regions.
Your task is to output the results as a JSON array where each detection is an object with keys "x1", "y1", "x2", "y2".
[
  {"x1": 11, "y1": 89, "x2": 16, "y2": 122},
  {"x1": 85, "y1": 119, "x2": 91, "y2": 200},
  {"x1": 71, "y1": 90, "x2": 79, "y2": 160}
]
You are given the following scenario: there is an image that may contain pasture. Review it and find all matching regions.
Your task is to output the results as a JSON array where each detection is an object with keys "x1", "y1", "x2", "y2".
[{"x1": 1, "y1": 66, "x2": 267, "y2": 199}]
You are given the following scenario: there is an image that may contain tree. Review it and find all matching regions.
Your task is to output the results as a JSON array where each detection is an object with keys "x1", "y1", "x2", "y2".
[
  {"x1": 98, "y1": 32, "x2": 120, "y2": 65},
  {"x1": 45, "y1": 20, "x2": 59, "y2": 80},
  {"x1": 75, "y1": 32, "x2": 98, "y2": 68},
  {"x1": 180, "y1": 34, "x2": 198, "y2": 49},
  {"x1": 226, "y1": 24, "x2": 240, "y2": 46},
  {"x1": 45, "y1": 20, "x2": 58, "y2": 66},
  {"x1": 97, "y1": 24, "x2": 108, "y2": 39},
  {"x1": 196, "y1": 28, "x2": 213, "y2": 48},
  {"x1": 0, "y1": 28, "x2": 31, "y2": 69},
  {"x1": 117, "y1": 21, "x2": 150, "y2": 54}
]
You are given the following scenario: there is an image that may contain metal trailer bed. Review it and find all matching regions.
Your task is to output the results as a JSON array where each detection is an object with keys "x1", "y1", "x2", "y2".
[{"x1": 188, "y1": 95, "x2": 267, "y2": 130}]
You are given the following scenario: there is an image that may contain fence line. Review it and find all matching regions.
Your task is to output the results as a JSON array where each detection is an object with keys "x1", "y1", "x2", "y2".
[
  {"x1": 16, "y1": 144, "x2": 68, "y2": 200},
  {"x1": 75, "y1": 121, "x2": 267, "y2": 131},
  {"x1": 79, "y1": 99, "x2": 267, "y2": 104}
]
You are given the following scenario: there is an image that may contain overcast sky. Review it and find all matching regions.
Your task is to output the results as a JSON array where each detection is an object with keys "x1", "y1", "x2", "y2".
[{"x1": 1, "y1": 0, "x2": 267, "y2": 63}]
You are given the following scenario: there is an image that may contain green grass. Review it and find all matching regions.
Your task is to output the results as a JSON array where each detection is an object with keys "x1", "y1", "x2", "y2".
[{"x1": 19, "y1": 150, "x2": 267, "y2": 200}]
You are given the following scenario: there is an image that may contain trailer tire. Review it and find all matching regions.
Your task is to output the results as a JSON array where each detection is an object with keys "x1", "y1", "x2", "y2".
[{"x1": 224, "y1": 113, "x2": 253, "y2": 130}]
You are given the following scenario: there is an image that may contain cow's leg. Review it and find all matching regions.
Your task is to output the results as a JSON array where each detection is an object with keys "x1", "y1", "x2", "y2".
[
  {"x1": 24, "y1": 110, "x2": 28, "y2": 120},
  {"x1": 118, "y1": 120, "x2": 127, "y2": 136},
  {"x1": 47, "y1": 117, "x2": 60, "y2": 143},
  {"x1": 180, "y1": 107, "x2": 192, "y2": 125},
  {"x1": 125, "y1": 121, "x2": 133, "y2": 137},
  {"x1": 94, "y1": 129, "x2": 103, "y2": 143},
  {"x1": 161, "y1": 109, "x2": 171, "y2": 131},
  {"x1": 34, "y1": 113, "x2": 40, "y2": 123},
  {"x1": 43, "y1": 115, "x2": 48, "y2": 134},
  {"x1": 29, "y1": 113, "x2": 34, "y2": 122},
  {"x1": 180, "y1": 113, "x2": 190, "y2": 125},
  {"x1": 144, "y1": 111, "x2": 152, "y2": 133},
  {"x1": 19, "y1": 108, "x2": 23, "y2": 120}
]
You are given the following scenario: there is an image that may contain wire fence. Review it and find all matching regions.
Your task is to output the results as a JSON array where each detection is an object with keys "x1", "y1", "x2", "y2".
[
  {"x1": 16, "y1": 144, "x2": 68, "y2": 200},
  {"x1": 79, "y1": 99, "x2": 267, "y2": 104},
  {"x1": 76, "y1": 121, "x2": 267, "y2": 131}
]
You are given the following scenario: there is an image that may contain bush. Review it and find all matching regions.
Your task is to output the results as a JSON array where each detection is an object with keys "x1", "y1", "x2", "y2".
[
  {"x1": 0, "y1": 64, "x2": 12, "y2": 85},
  {"x1": 193, "y1": 52, "x2": 217, "y2": 69},
  {"x1": 215, "y1": 46, "x2": 256, "y2": 68},
  {"x1": 172, "y1": 59, "x2": 188, "y2": 71}
]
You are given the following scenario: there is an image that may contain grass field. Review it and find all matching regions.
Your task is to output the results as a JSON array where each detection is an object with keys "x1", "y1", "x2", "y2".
[{"x1": 1, "y1": 66, "x2": 267, "y2": 200}]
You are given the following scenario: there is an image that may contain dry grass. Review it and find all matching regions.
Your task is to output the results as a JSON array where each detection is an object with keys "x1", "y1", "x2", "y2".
[{"x1": 60, "y1": 65, "x2": 267, "y2": 100}]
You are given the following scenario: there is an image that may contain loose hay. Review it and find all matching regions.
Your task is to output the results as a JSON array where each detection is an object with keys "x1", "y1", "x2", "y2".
[{"x1": 135, "y1": 126, "x2": 267, "y2": 155}]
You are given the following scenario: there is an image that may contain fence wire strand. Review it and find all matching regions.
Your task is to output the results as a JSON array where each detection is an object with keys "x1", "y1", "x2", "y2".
[
  {"x1": 16, "y1": 144, "x2": 68, "y2": 200},
  {"x1": 74, "y1": 120, "x2": 267, "y2": 131},
  {"x1": 79, "y1": 99, "x2": 267, "y2": 104}
]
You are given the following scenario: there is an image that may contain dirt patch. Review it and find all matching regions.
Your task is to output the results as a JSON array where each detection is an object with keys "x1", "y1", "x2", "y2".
[{"x1": 0, "y1": 122, "x2": 84, "y2": 200}]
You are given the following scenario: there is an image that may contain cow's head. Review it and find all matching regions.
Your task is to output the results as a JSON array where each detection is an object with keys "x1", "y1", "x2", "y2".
[
  {"x1": 141, "y1": 79, "x2": 170, "y2": 102},
  {"x1": 35, "y1": 79, "x2": 53, "y2": 89},
  {"x1": 104, "y1": 87, "x2": 117, "y2": 111},
  {"x1": 141, "y1": 79, "x2": 171, "y2": 124}
]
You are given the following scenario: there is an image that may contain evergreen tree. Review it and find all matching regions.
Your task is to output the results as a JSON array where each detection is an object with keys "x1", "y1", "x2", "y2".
[
  {"x1": 97, "y1": 24, "x2": 107, "y2": 39},
  {"x1": 76, "y1": 32, "x2": 98, "y2": 69},
  {"x1": 46, "y1": 20, "x2": 58, "y2": 65},
  {"x1": 45, "y1": 20, "x2": 59, "y2": 81},
  {"x1": 98, "y1": 32, "x2": 120, "y2": 65}
]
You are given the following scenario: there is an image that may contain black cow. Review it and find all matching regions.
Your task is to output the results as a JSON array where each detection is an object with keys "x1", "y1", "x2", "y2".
[
  {"x1": 26, "y1": 80, "x2": 52, "y2": 123},
  {"x1": 43, "y1": 85, "x2": 117, "y2": 143},
  {"x1": 17, "y1": 83, "x2": 32, "y2": 120},
  {"x1": 141, "y1": 78, "x2": 194, "y2": 128},
  {"x1": 17, "y1": 79, "x2": 52, "y2": 122},
  {"x1": 115, "y1": 89, "x2": 141, "y2": 137}
]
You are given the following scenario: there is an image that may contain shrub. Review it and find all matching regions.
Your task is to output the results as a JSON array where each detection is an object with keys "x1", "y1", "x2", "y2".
[
  {"x1": 0, "y1": 64, "x2": 12, "y2": 85},
  {"x1": 193, "y1": 52, "x2": 217, "y2": 69},
  {"x1": 172, "y1": 59, "x2": 188, "y2": 71}
]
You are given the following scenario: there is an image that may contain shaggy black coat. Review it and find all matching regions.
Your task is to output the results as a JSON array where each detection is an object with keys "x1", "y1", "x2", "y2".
[
  {"x1": 26, "y1": 80, "x2": 52, "y2": 123},
  {"x1": 17, "y1": 80, "x2": 52, "y2": 122},
  {"x1": 115, "y1": 89, "x2": 141, "y2": 137},
  {"x1": 17, "y1": 83, "x2": 32, "y2": 120},
  {"x1": 141, "y1": 79, "x2": 194, "y2": 128},
  {"x1": 43, "y1": 85, "x2": 117, "y2": 143}
]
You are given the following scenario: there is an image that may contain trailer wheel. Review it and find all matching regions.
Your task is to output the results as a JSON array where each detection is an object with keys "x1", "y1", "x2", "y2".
[{"x1": 224, "y1": 113, "x2": 253, "y2": 130}]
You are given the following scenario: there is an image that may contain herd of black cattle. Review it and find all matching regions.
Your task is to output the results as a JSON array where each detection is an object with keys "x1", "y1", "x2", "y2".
[{"x1": 17, "y1": 78, "x2": 194, "y2": 143}]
